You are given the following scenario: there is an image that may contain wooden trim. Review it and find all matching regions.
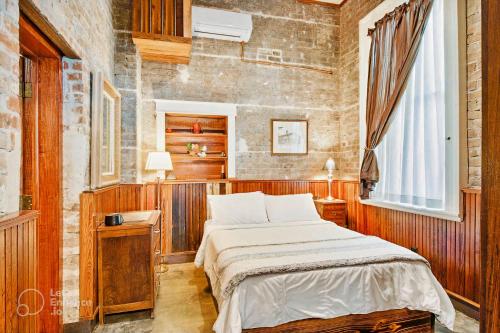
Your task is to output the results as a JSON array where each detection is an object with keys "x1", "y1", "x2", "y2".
[
  {"x1": 183, "y1": 0, "x2": 192, "y2": 38},
  {"x1": 297, "y1": 0, "x2": 344, "y2": 8},
  {"x1": 102, "y1": 301, "x2": 153, "y2": 314},
  {"x1": 481, "y1": 0, "x2": 500, "y2": 330},
  {"x1": 0, "y1": 211, "x2": 39, "y2": 230},
  {"x1": 447, "y1": 289, "x2": 480, "y2": 321},
  {"x1": 242, "y1": 310, "x2": 433, "y2": 333},
  {"x1": 20, "y1": 16, "x2": 63, "y2": 333},
  {"x1": 91, "y1": 75, "x2": 122, "y2": 189},
  {"x1": 462, "y1": 187, "x2": 481, "y2": 194},
  {"x1": 19, "y1": 0, "x2": 78, "y2": 58}
]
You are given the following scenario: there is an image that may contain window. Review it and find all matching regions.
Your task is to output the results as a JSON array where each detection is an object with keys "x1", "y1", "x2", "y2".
[
  {"x1": 101, "y1": 91, "x2": 116, "y2": 175},
  {"x1": 91, "y1": 73, "x2": 122, "y2": 188},
  {"x1": 359, "y1": 0, "x2": 465, "y2": 221}
]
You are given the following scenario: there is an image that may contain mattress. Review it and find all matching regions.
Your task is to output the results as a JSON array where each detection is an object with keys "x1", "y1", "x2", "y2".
[{"x1": 195, "y1": 220, "x2": 455, "y2": 333}]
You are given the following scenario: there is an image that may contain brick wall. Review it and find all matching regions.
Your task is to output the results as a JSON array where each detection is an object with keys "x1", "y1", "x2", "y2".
[
  {"x1": 26, "y1": 1, "x2": 116, "y2": 323},
  {"x1": 466, "y1": 0, "x2": 481, "y2": 186},
  {"x1": 0, "y1": 0, "x2": 116, "y2": 323},
  {"x1": 338, "y1": 0, "x2": 482, "y2": 185},
  {"x1": 114, "y1": 0, "x2": 343, "y2": 181},
  {"x1": 0, "y1": 0, "x2": 21, "y2": 215}
]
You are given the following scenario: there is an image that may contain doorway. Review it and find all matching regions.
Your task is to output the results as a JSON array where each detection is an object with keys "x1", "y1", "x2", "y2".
[{"x1": 19, "y1": 15, "x2": 63, "y2": 333}]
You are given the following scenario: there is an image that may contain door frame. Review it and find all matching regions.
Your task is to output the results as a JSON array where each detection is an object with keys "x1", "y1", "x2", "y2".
[{"x1": 19, "y1": 15, "x2": 63, "y2": 333}]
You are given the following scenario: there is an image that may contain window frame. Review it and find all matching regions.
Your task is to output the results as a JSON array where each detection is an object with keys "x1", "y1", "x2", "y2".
[
  {"x1": 358, "y1": 0, "x2": 467, "y2": 222},
  {"x1": 90, "y1": 73, "x2": 122, "y2": 189}
]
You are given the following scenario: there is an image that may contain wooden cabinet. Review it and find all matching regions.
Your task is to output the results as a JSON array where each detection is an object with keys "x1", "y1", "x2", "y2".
[
  {"x1": 132, "y1": 0, "x2": 192, "y2": 64},
  {"x1": 314, "y1": 199, "x2": 347, "y2": 228},
  {"x1": 97, "y1": 210, "x2": 161, "y2": 324}
]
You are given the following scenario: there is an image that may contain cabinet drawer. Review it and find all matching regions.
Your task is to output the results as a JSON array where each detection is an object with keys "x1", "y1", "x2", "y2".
[{"x1": 323, "y1": 209, "x2": 345, "y2": 220}]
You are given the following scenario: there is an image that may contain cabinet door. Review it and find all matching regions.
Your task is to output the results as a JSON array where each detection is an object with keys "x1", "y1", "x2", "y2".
[{"x1": 101, "y1": 233, "x2": 152, "y2": 306}]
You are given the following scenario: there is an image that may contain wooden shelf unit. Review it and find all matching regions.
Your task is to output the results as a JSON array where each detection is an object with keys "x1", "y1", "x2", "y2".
[
  {"x1": 132, "y1": 0, "x2": 192, "y2": 64},
  {"x1": 166, "y1": 114, "x2": 228, "y2": 180}
]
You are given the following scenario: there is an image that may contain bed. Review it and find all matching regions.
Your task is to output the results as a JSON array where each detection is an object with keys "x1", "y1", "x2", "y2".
[{"x1": 195, "y1": 192, "x2": 455, "y2": 333}]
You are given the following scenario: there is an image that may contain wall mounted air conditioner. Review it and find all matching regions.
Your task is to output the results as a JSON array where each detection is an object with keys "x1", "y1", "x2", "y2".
[{"x1": 192, "y1": 6, "x2": 253, "y2": 42}]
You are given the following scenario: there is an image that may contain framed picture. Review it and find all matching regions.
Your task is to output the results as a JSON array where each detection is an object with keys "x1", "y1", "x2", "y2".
[
  {"x1": 90, "y1": 72, "x2": 122, "y2": 188},
  {"x1": 271, "y1": 119, "x2": 308, "y2": 155}
]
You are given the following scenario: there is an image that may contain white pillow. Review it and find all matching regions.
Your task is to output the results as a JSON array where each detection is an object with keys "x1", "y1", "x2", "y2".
[
  {"x1": 208, "y1": 192, "x2": 268, "y2": 225},
  {"x1": 265, "y1": 193, "x2": 320, "y2": 223}
]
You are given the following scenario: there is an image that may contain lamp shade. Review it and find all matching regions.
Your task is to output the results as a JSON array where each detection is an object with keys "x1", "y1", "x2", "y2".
[
  {"x1": 325, "y1": 158, "x2": 335, "y2": 171},
  {"x1": 145, "y1": 152, "x2": 173, "y2": 171}
]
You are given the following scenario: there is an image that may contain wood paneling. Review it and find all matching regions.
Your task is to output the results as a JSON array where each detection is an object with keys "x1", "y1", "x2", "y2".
[
  {"x1": 170, "y1": 183, "x2": 206, "y2": 256},
  {"x1": 0, "y1": 211, "x2": 39, "y2": 333},
  {"x1": 230, "y1": 179, "x2": 328, "y2": 197},
  {"x1": 80, "y1": 179, "x2": 482, "y2": 317},
  {"x1": 132, "y1": 0, "x2": 193, "y2": 64},
  {"x1": 79, "y1": 184, "x2": 144, "y2": 320},
  {"x1": 481, "y1": 0, "x2": 500, "y2": 330}
]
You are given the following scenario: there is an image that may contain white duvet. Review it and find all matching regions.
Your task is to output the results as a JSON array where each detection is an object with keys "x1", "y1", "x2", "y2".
[{"x1": 195, "y1": 220, "x2": 455, "y2": 333}]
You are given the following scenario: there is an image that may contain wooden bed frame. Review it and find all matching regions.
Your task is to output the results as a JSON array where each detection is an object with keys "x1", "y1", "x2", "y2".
[{"x1": 206, "y1": 275, "x2": 435, "y2": 333}]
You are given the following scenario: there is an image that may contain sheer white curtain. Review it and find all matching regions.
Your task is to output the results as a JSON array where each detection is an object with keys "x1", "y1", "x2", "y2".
[{"x1": 373, "y1": 0, "x2": 446, "y2": 210}]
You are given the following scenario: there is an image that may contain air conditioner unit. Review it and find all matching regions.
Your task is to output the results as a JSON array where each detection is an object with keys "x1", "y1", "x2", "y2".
[{"x1": 192, "y1": 6, "x2": 253, "y2": 42}]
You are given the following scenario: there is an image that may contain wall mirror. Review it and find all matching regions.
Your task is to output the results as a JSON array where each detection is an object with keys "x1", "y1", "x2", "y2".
[{"x1": 91, "y1": 72, "x2": 121, "y2": 188}]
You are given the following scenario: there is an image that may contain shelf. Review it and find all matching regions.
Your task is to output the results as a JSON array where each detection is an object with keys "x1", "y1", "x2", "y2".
[
  {"x1": 166, "y1": 132, "x2": 226, "y2": 137},
  {"x1": 171, "y1": 154, "x2": 227, "y2": 163}
]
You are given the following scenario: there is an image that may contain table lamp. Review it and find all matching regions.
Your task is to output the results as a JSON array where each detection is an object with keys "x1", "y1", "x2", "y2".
[
  {"x1": 145, "y1": 152, "x2": 173, "y2": 210},
  {"x1": 325, "y1": 157, "x2": 335, "y2": 201}
]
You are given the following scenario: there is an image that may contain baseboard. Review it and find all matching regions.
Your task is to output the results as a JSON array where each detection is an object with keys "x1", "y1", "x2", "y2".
[
  {"x1": 446, "y1": 289, "x2": 480, "y2": 320},
  {"x1": 63, "y1": 319, "x2": 97, "y2": 333}
]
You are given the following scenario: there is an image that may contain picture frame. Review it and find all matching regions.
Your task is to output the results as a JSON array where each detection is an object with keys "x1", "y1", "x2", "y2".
[
  {"x1": 271, "y1": 119, "x2": 308, "y2": 155},
  {"x1": 90, "y1": 72, "x2": 122, "y2": 189}
]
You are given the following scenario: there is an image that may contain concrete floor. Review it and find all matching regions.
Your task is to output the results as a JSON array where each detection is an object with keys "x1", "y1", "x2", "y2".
[{"x1": 94, "y1": 263, "x2": 479, "y2": 333}]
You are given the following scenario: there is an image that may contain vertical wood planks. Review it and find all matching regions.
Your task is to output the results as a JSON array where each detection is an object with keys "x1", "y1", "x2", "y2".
[{"x1": 0, "y1": 211, "x2": 39, "y2": 333}]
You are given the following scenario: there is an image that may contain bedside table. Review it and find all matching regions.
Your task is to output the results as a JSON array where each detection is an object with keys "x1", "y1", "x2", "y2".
[{"x1": 314, "y1": 199, "x2": 347, "y2": 228}]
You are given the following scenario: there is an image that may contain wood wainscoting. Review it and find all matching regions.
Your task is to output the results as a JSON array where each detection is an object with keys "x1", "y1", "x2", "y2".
[
  {"x1": 79, "y1": 180, "x2": 481, "y2": 319},
  {"x1": 0, "y1": 211, "x2": 39, "y2": 332}
]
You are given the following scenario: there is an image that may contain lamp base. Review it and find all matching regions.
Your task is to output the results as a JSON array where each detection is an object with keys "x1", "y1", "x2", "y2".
[{"x1": 325, "y1": 195, "x2": 335, "y2": 201}]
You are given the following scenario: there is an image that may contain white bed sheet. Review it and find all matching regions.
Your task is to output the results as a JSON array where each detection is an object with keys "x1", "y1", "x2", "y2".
[{"x1": 195, "y1": 220, "x2": 455, "y2": 333}]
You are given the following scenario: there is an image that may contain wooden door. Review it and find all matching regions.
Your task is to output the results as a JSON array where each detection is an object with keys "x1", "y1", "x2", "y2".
[{"x1": 19, "y1": 16, "x2": 63, "y2": 333}]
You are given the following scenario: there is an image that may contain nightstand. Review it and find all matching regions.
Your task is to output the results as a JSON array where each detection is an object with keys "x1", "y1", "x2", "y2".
[{"x1": 314, "y1": 198, "x2": 347, "y2": 228}]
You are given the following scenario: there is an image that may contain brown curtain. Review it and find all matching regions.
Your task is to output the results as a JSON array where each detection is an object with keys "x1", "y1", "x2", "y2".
[{"x1": 360, "y1": 0, "x2": 434, "y2": 199}]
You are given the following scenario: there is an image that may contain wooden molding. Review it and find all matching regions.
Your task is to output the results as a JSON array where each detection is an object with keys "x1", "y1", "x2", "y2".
[
  {"x1": 0, "y1": 210, "x2": 39, "y2": 230},
  {"x1": 19, "y1": 0, "x2": 79, "y2": 58},
  {"x1": 481, "y1": 0, "x2": 500, "y2": 330},
  {"x1": 297, "y1": 0, "x2": 347, "y2": 8}
]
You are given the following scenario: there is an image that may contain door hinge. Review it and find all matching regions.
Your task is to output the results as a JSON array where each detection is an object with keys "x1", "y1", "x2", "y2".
[{"x1": 20, "y1": 195, "x2": 33, "y2": 210}]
